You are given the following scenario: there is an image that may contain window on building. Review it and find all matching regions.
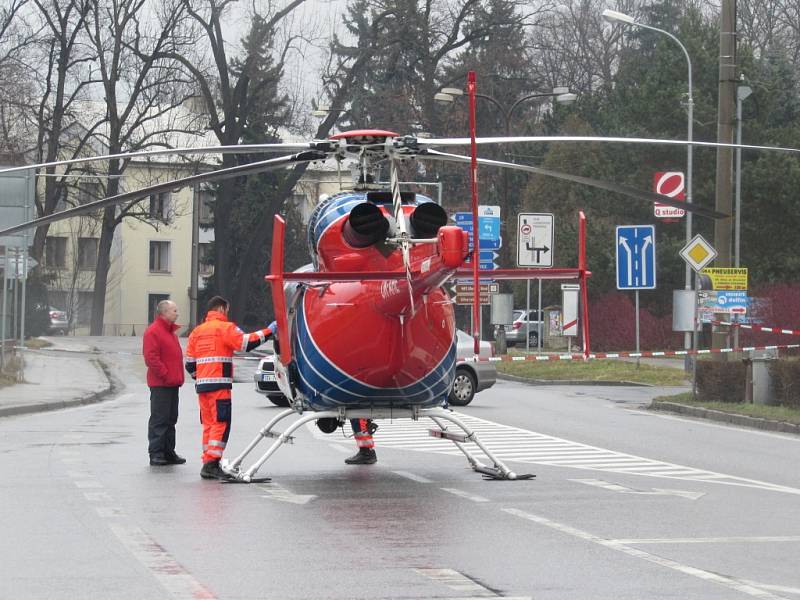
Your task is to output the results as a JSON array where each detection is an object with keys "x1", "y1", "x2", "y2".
[
  {"x1": 77, "y1": 181, "x2": 102, "y2": 205},
  {"x1": 76, "y1": 291, "x2": 93, "y2": 325},
  {"x1": 45, "y1": 237, "x2": 67, "y2": 268},
  {"x1": 198, "y1": 243, "x2": 214, "y2": 276},
  {"x1": 148, "y1": 293, "x2": 170, "y2": 323},
  {"x1": 149, "y1": 191, "x2": 171, "y2": 221},
  {"x1": 77, "y1": 237, "x2": 98, "y2": 270},
  {"x1": 198, "y1": 189, "x2": 214, "y2": 226},
  {"x1": 149, "y1": 241, "x2": 170, "y2": 273}
]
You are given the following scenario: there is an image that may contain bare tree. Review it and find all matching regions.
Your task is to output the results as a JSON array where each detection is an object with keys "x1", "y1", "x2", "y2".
[
  {"x1": 27, "y1": 0, "x2": 106, "y2": 263},
  {"x1": 83, "y1": 0, "x2": 199, "y2": 334}
]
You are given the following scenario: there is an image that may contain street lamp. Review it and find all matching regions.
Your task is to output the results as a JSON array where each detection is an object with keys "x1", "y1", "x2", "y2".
[
  {"x1": 735, "y1": 84, "x2": 752, "y2": 269},
  {"x1": 434, "y1": 87, "x2": 577, "y2": 135},
  {"x1": 435, "y1": 86, "x2": 577, "y2": 353},
  {"x1": 603, "y1": 8, "x2": 695, "y2": 360}
]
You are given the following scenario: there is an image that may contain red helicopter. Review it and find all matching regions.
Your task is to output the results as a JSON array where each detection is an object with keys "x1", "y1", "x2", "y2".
[{"x1": 1, "y1": 73, "x2": 793, "y2": 482}]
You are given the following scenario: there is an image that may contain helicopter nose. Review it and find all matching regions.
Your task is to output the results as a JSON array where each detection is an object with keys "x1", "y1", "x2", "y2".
[
  {"x1": 343, "y1": 202, "x2": 390, "y2": 247},
  {"x1": 410, "y1": 202, "x2": 448, "y2": 238}
]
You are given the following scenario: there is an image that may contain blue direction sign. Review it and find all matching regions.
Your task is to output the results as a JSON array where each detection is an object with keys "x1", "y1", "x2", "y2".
[
  {"x1": 616, "y1": 225, "x2": 656, "y2": 290},
  {"x1": 455, "y1": 213, "x2": 502, "y2": 250}
]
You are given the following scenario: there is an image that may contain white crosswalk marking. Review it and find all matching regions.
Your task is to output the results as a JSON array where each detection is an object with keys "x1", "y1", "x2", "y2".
[{"x1": 367, "y1": 413, "x2": 800, "y2": 495}]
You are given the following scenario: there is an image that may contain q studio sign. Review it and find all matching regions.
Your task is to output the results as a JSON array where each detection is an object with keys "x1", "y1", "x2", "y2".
[{"x1": 653, "y1": 171, "x2": 686, "y2": 219}]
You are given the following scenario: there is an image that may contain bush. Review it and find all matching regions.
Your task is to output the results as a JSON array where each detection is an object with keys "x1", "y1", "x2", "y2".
[
  {"x1": 696, "y1": 359, "x2": 746, "y2": 403},
  {"x1": 770, "y1": 358, "x2": 800, "y2": 409},
  {"x1": 588, "y1": 292, "x2": 682, "y2": 351}
]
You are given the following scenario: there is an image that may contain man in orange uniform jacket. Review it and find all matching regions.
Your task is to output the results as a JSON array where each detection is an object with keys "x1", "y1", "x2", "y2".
[{"x1": 185, "y1": 296, "x2": 275, "y2": 480}]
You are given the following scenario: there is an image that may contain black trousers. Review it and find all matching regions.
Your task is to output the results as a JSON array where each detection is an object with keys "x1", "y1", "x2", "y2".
[{"x1": 148, "y1": 386, "x2": 180, "y2": 456}]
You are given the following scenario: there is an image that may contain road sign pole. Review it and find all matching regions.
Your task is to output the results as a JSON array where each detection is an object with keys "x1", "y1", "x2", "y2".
[
  {"x1": 525, "y1": 279, "x2": 530, "y2": 353},
  {"x1": 0, "y1": 248, "x2": 6, "y2": 368},
  {"x1": 635, "y1": 290, "x2": 640, "y2": 369},
  {"x1": 537, "y1": 279, "x2": 543, "y2": 353},
  {"x1": 692, "y1": 281, "x2": 699, "y2": 400}
]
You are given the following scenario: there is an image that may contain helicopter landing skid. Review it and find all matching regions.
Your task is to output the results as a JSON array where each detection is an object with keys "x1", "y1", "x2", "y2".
[{"x1": 220, "y1": 407, "x2": 533, "y2": 483}]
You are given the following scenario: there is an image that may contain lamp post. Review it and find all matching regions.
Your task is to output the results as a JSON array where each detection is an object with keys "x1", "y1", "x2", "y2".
[
  {"x1": 434, "y1": 87, "x2": 577, "y2": 353},
  {"x1": 602, "y1": 8, "x2": 695, "y2": 364},
  {"x1": 733, "y1": 84, "x2": 752, "y2": 350}
]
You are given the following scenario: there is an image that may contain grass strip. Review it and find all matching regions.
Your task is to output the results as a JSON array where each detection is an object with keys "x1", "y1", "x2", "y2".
[
  {"x1": 653, "y1": 392, "x2": 800, "y2": 426},
  {"x1": 496, "y1": 358, "x2": 689, "y2": 386}
]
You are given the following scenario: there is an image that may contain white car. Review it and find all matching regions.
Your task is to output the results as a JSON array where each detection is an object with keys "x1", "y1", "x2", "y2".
[{"x1": 253, "y1": 329, "x2": 496, "y2": 407}]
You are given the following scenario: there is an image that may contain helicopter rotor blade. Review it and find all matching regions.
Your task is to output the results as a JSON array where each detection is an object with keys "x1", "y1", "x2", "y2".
[
  {"x1": 422, "y1": 149, "x2": 727, "y2": 219},
  {"x1": 0, "y1": 142, "x2": 318, "y2": 176},
  {"x1": 415, "y1": 135, "x2": 800, "y2": 156},
  {"x1": 0, "y1": 150, "x2": 327, "y2": 237}
]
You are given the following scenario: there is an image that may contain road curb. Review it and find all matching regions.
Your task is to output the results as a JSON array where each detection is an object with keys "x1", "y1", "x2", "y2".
[
  {"x1": 650, "y1": 401, "x2": 800, "y2": 435},
  {"x1": 497, "y1": 372, "x2": 652, "y2": 387},
  {"x1": 0, "y1": 357, "x2": 118, "y2": 419}
]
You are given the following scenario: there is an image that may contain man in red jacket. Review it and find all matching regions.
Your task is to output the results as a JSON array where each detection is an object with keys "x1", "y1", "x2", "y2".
[{"x1": 142, "y1": 300, "x2": 186, "y2": 466}]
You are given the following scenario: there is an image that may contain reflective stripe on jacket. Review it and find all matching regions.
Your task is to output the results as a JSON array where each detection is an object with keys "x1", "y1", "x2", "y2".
[{"x1": 185, "y1": 310, "x2": 272, "y2": 393}]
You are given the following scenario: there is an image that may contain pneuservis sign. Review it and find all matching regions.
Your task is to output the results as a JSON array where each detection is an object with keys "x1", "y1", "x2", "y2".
[{"x1": 653, "y1": 171, "x2": 686, "y2": 219}]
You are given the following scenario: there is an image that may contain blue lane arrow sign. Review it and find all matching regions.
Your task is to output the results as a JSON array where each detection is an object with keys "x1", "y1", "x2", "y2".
[{"x1": 616, "y1": 225, "x2": 656, "y2": 290}]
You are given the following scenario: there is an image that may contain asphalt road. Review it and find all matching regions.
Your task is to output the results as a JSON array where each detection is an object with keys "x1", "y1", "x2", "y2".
[{"x1": 2, "y1": 336, "x2": 799, "y2": 599}]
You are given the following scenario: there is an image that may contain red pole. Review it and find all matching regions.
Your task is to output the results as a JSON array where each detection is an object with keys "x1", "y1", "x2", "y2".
[
  {"x1": 467, "y1": 71, "x2": 481, "y2": 354},
  {"x1": 578, "y1": 211, "x2": 590, "y2": 358}
]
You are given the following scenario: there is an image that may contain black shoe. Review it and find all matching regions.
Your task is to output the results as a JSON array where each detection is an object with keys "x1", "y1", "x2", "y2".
[
  {"x1": 165, "y1": 452, "x2": 186, "y2": 465},
  {"x1": 344, "y1": 448, "x2": 377, "y2": 465},
  {"x1": 200, "y1": 460, "x2": 233, "y2": 480},
  {"x1": 150, "y1": 454, "x2": 169, "y2": 466}
]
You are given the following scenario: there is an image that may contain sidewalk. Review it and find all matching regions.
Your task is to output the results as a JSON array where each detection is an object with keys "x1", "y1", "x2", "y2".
[{"x1": 0, "y1": 338, "x2": 114, "y2": 418}]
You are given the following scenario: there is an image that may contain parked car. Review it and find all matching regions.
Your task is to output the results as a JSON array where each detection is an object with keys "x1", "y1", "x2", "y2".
[
  {"x1": 253, "y1": 329, "x2": 497, "y2": 408},
  {"x1": 47, "y1": 307, "x2": 69, "y2": 335},
  {"x1": 450, "y1": 329, "x2": 496, "y2": 406},
  {"x1": 254, "y1": 353, "x2": 289, "y2": 406},
  {"x1": 504, "y1": 309, "x2": 543, "y2": 347}
]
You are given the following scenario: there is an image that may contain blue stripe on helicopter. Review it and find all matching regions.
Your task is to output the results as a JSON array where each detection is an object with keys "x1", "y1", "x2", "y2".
[
  {"x1": 293, "y1": 295, "x2": 455, "y2": 408},
  {"x1": 310, "y1": 192, "x2": 439, "y2": 251},
  {"x1": 311, "y1": 193, "x2": 366, "y2": 247}
]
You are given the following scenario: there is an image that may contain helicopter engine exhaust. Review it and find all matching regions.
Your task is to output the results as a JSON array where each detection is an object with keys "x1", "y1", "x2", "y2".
[
  {"x1": 343, "y1": 202, "x2": 390, "y2": 247},
  {"x1": 410, "y1": 202, "x2": 448, "y2": 238}
]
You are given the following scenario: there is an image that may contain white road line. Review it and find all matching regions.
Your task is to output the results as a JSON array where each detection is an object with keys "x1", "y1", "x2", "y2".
[
  {"x1": 73, "y1": 479, "x2": 103, "y2": 489},
  {"x1": 503, "y1": 508, "x2": 790, "y2": 600},
  {"x1": 441, "y1": 488, "x2": 490, "y2": 503},
  {"x1": 95, "y1": 506, "x2": 126, "y2": 518},
  {"x1": 392, "y1": 470, "x2": 432, "y2": 483},
  {"x1": 611, "y1": 536, "x2": 800, "y2": 545},
  {"x1": 737, "y1": 580, "x2": 800, "y2": 596},
  {"x1": 414, "y1": 568, "x2": 510, "y2": 598},
  {"x1": 257, "y1": 482, "x2": 316, "y2": 505},
  {"x1": 634, "y1": 409, "x2": 800, "y2": 442},
  {"x1": 83, "y1": 491, "x2": 113, "y2": 502},
  {"x1": 109, "y1": 523, "x2": 217, "y2": 599},
  {"x1": 363, "y1": 413, "x2": 800, "y2": 495},
  {"x1": 328, "y1": 443, "x2": 352, "y2": 454}
]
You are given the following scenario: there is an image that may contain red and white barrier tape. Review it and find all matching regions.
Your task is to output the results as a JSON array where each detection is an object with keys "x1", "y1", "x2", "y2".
[
  {"x1": 712, "y1": 320, "x2": 800, "y2": 337},
  {"x1": 463, "y1": 343, "x2": 800, "y2": 363}
]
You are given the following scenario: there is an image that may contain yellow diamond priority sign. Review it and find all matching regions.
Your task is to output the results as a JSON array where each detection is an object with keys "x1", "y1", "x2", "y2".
[{"x1": 680, "y1": 234, "x2": 717, "y2": 272}]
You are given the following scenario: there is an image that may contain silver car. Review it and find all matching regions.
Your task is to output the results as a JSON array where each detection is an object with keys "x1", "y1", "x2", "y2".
[
  {"x1": 450, "y1": 329, "x2": 497, "y2": 406},
  {"x1": 253, "y1": 329, "x2": 497, "y2": 408},
  {"x1": 253, "y1": 353, "x2": 289, "y2": 406},
  {"x1": 504, "y1": 309, "x2": 543, "y2": 347}
]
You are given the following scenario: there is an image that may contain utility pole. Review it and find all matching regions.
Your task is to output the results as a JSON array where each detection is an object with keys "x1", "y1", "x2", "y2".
[
  {"x1": 714, "y1": 0, "x2": 737, "y2": 266},
  {"x1": 712, "y1": 0, "x2": 737, "y2": 351}
]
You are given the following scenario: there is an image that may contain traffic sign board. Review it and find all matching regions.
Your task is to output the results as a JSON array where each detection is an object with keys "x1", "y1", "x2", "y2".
[
  {"x1": 453, "y1": 283, "x2": 499, "y2": 294},
  {"x1": 455, "y1": 294, "x2": 491, "y2": 305},
  {"x1": 517, "y1": 213, "x2": 554, "y2": 267},
  {"x1": 616, "y1": 225, "x2": 656, "y2": 289},
  {"x1": 653, "y1": 171, "x2": 686, "y2": 218},
  {"x1": 680, "y1": 234, "x2": 717, "y2": 272},
  {"x1": 701, "y1": 267, "x2": 748, "y2": 290}
]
